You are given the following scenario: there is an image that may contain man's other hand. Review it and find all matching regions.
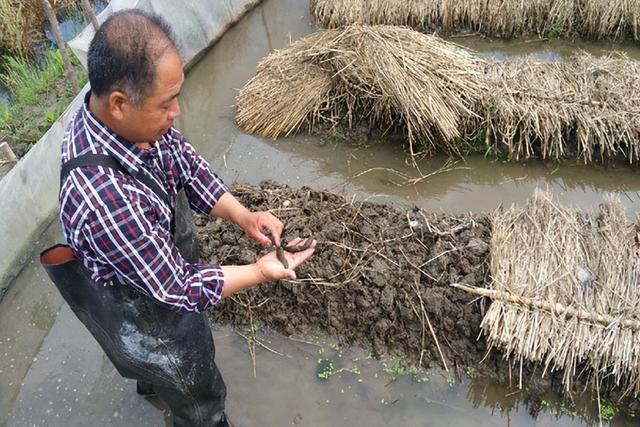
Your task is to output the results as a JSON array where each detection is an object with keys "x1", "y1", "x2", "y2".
[
  {"x1": 256, "y1": 238, "x2": 316, "y2": 281},
  {"x1": 239, "y1": 211, "x2": 283, "y2": 247}
]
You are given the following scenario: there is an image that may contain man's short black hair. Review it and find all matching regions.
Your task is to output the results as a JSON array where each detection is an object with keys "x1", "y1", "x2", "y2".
[{"x1": 87, "y1": 9, "x2": 179, "y2": 104}]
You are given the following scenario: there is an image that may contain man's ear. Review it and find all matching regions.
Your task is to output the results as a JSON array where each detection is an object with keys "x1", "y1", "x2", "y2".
[{"x1": 108, "y1": 91, "x2": 129, "y2": 120}]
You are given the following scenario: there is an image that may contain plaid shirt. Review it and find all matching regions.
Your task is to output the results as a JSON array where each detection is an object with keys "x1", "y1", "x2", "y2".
[{"x1": 59, "y1": 92, "x2": 227, "y2": 313}]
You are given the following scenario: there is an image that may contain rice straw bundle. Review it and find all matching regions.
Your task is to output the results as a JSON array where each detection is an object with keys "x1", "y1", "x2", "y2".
[
  {"x1": 237, "y1": 25, "x2": 640, "y2": 163},
  {"x1": 312, "y1": 0, "x2": 640, "y2": 40},
  {"x1": 457, "y1": 190, "x2": 640, "y2": 395},
  {"x1": 480, "y1": 53, "x2": 640, "y2": 163},
  {"x1": 236, "y1": 25, "x2": 486, "y2": 154}
]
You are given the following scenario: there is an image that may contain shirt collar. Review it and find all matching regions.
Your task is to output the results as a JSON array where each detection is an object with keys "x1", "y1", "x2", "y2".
[{"x1": 81, "y1": 91, "x2": 152, "y2": 174}]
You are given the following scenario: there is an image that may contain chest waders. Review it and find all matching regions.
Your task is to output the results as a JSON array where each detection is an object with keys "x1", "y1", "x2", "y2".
[{"x1": 40, "y1": 154, "x2": 229, "y2": 427}]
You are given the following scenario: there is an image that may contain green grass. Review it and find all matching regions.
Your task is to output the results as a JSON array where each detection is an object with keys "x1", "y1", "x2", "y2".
[
  {"x1": 0, "y1": 48, "x2": 86, "y2": 157},
  {"x1": 600, "y1": 399, "x2": 618, "y2": 421},
  {"x1": 1, "y1": 49, "x2": 68, "y2": 107}
]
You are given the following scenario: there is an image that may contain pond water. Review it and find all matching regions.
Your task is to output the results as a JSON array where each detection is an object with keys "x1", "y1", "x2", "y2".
[{"x1": 173, "y1": 0, "x2": 640, "y2": 426}]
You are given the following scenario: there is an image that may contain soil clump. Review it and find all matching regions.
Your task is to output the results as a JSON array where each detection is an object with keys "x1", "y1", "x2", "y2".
[{"x1": 198, "y1": 181, "x2": 491, "y2": 370}]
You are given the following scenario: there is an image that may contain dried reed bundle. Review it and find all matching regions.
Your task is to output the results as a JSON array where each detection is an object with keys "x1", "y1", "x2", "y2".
[
  {"x1": 468, "y1": 190, "x2": 640, "y2": 395},
  {"x1": 312, "y1": 0, "x2": 640, "y2": 40},
  {"x1": 480, "y1": 53, "x2": 640, "y2": 163},
  {"x1": 236, "y1": 25, "x2": 487, "y2": 154}
]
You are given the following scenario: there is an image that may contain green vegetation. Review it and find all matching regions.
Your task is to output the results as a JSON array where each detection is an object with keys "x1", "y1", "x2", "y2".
[
  {"x1": 465, "y1": 366, "x2": 477, "y2": 378},
  {"x1": 0, "y1": 49, "x2": 87, "y2": 157},
  {"x1": 599, "y1": 399, "x2": 618, "y2": 421},
  {"x1": 0, "y1": 0, "x2": 99, "y2": 162},
  {"x1": 316, "y1": 358, "x2": 335, "y2": 380},
  {"x1": 548, "y1": 24, "x2": 566, "y2": 39}
]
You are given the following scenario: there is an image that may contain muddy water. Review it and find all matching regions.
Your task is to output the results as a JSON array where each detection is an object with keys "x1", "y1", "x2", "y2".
[{"x1": 174, "y1": 0, "x2": 640, "y2": 425}]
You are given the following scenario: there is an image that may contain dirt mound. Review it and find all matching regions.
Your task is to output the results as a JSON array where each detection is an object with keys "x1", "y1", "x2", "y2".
[{"x1": 198, "y1": 181, "x2": 491, "y2": 370}]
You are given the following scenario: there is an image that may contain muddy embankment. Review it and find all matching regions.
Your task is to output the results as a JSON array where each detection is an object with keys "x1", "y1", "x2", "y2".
[
  {"x1": 198, "y1": 182, "x2": 638, "y2": 415},
  {"x1": 199, "y1": 181, "x2": 490, "y2": 366}
]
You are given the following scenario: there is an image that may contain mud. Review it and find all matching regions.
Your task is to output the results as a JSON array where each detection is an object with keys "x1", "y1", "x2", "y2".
[
  {"x1": 199, "y1": 181, "x2": 492, "y2": 370},
  {"x1": 197, "y1": 182, "x2": 640, "y2": 418}
]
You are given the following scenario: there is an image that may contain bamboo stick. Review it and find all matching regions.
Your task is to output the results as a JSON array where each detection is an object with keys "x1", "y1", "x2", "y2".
[
  {"x1": 39, "y1": 0, "x2": 79, "y2": 93},
  {"x1": 0, "y1": 141, "x2": 17, "y2": 162},
  {"x1": 79, "y1": 0, "x2": 99, "y2": 31},
  {"x1": 451, "y1": 283, "x2": 640, "y2": 331}
]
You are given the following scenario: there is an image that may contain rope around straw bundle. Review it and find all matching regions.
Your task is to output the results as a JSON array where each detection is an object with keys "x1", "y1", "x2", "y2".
[
  {"x1": 454, "y1": 190, "x2": 640, "y2": 396},
  {"x1": 236, "y1": 25, "x2": 640, "y2": 163},
  {"x1": 311, "y1": 0, "x2": 640, "y2": 40}
]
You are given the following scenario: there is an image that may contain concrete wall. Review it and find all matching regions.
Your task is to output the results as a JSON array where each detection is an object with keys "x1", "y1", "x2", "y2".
[{"x1": 0, "y1": 0, "x2": 261, "y2": 289}]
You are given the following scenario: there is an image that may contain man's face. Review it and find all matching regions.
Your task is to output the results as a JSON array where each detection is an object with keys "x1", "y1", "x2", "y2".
[{"x1": 120, "y1": 49, "x2": 184, "y2": 143}]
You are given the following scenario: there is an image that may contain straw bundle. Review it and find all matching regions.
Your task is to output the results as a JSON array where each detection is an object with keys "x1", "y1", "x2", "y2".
[
  {"x1": 236, "y1": 25, "x2": 486, "y2": 154},
  {"x1": 462, "y1": 191, "x2": 640, "y2": 395},
  {"x1": 237, "y1": 25, "x2": 640, "y2": 164},
  {"x1": 481, "y1": 53, "x2": 640, "y2": 163},
  {"x1": 312, "y1": 0, "x2": 640, "y2": 40}
]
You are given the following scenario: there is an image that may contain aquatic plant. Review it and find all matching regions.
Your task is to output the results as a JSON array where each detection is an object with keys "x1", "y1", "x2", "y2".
[{"x1": 312, "y1": 0, "x2": 640, "y2": 41}]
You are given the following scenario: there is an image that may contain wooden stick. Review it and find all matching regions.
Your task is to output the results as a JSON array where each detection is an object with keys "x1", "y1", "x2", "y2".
[
  {"x1": 451, "y1": 283, "x2": 640, "y2": 331},
  {"x1": 39, "y1": 0, "x2": 79, "y2": 93},
  {"x1": 413, "y1": 280, "x2": 449, "y2": 372},
  {"x1": 0, "y1": 142, "x2": 17, "y2": 162},
  {"x1": 79, "y1": 0, "x2": 100, "y2": 31}
]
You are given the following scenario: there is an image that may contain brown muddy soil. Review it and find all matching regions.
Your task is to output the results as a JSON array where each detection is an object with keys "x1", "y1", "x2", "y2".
[{"x1": 198, "y1": 181, "x2": 492, "y2": 371}]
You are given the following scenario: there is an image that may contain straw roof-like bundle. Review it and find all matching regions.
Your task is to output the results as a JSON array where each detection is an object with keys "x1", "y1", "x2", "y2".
[
  {"x1": 236, "y1": 25, "x2": 486, "y2": 155},
  {"x1": 237, "y1": 25, "x2": 640, "y2": 164},
  {"x1": 455, "y1": 191, "x2": 640, "y2": 396},
  {"x1": 481, "y1": 53, "x2": 640, "y2": 162},
  {"x1": 312, "y1": 0, "x2": 640, "y2": 40}
]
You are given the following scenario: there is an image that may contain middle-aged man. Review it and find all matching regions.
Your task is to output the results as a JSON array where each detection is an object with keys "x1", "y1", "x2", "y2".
[{"x1": 40, "y1": 9, "x2": 315, "y2": 427}]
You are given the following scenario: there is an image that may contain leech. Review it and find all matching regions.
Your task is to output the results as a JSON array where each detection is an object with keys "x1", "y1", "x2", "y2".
[
  {"x1": 276, "y1": 245, "x2": 288, "y2": 269},
  {"x1": 273, "y1": 237, "x2": 314, "y2": 269},
  {"x1": 283, "y1": 238, "x2": 313, "y2": 253}
]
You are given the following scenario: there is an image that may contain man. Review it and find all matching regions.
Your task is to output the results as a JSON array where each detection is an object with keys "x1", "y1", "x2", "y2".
[{"x1": 50, "y1": 9, "x2": 315, "y2": 427}]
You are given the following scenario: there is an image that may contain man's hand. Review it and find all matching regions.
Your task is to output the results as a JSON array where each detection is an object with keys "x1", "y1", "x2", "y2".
[
  {"x1": 256, "y1": 238, "x2": 316, "y2": 281},
  {"x1": 239, "y1": 211, "x2": 284, "y2": 247}
]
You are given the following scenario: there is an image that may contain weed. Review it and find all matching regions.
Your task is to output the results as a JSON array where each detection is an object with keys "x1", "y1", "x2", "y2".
[
  {"x1": 548, "y1": 24, "x2": 565, "y2": 38},
  {"x1": 381, "y1": 358, "x2": 406, "y2": 379},
  {"x1": 446, "y1": 375, "x2": 456, "y2": 386},
  {"x1": 0, "y1": 103, "x2": 11, "y2": 125},
  {"x1": 600, "y1": 400, "x2": 618, "y2": 421},
  {"x1": 45, "y1": 104, "x2": 64, "y2": 125},
  {"x1": 0, "y1": 0, "x2": 30, "y2": 56},
  {"x1": 316, "y1": 358, "x2": 334, "y2": 380},
  {"x1": 1, "y1": 49, "x2": 72, "y2": 108},
  {"x1": 465, "y1": 366, "x2": 477, "y2": 378}
]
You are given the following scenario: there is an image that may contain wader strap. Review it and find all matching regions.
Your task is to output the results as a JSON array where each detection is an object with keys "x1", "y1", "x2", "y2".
[{"x1": 60, "y1": 153, "x2": 171, "y2": 208}]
